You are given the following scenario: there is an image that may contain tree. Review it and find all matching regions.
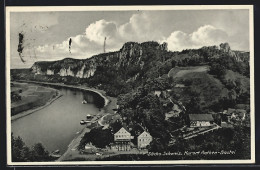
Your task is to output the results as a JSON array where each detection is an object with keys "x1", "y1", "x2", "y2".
[
  {"x1": 209, "y1": 63, "x2": 226, "y2": 79},
  {"x1": 31, "y1": 143, "x2": 50, "y2": 161},
  {"x1": 110, "y1": 120, "x2": 122, "y2": 133},
  {"x1": 148, "y1": 138, "x2": 166, "y2": 153},
  {"x1": 78, "y1": 128, "x2": 114, "y2": 150},
  {"x1": 185, "y1": 96, "x2": 201, "y2": 114},
  {"x1": 11, "y1": 134, "x2": 25, "y2": 162},
  {"x1": 11, "y1": 133, "x2": 52, "y2": 162}
]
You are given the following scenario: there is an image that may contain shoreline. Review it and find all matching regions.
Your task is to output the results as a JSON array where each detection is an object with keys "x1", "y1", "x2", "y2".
[
  {"x1": 12, "y1": 80, "x2": 117, "y2": 161},
  {"x1": 15, "y1": 80, "x2": 110, "y2": 107},
  {"x1": 11, "y1": 84, "x2": 63, "y2": 121}
]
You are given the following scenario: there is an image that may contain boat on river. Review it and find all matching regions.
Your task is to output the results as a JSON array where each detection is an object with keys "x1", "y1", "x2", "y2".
[
  {"x1": 53, "y1": 149, "x2": 60, "y2": 154},
  {"x1": 82, "y1": 100, "x2": 87, "y2": 104},
  {"x1": 49, "y1": 150, "x2": 61, "y2": 158},
  {"x1": 49, "y1": 153, "x2": 61, "y2": 158},
  {"x1": 86, "y1": 114, "x2": 92, "y2": 119},
  {"x1": 80, "y1": 120, "x2": 86, "y2": 125}
]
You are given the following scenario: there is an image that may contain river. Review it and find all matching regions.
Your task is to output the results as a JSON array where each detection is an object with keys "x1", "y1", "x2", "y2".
[{"x1": 11, "y1": 85, "x2": 105, "y2": 154}]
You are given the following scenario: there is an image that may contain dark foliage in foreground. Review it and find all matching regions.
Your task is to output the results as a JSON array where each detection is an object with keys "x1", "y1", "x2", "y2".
[
  {"x1": 170, "y1": 125, "x2": 250, "y2": 158},
  {"x1": 77, "y1": 127, "x2": 113, "y2": 150},
  {"x1": 11, "y1": 133, "x2": 53, "y2": 162}
]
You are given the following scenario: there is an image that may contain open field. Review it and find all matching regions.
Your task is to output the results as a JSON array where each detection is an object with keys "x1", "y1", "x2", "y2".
[
  {"x1": 168, "y1": 66, "x2": 229, "y2": 111},
  {"x1": 11, "y1": 82, "x2": 59, "y2": 116},
  {"x1": 168, "y1": 66, "x2": 209, "y2": 78}
]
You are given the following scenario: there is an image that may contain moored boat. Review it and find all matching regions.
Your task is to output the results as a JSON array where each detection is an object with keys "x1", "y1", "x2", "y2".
[
  {"x1": 82, "y1": 100, "x2": 87, "y2": 104},
  {"x1": 49, "y1": 153, "x2": 61, "y2": 158},
  {"x1": 86, "y1": 114, "x2": 92, "y2": 119},
  {"x1": 80, "y1": 120, "x2": 86, "y2": 125},
  {"x1": 53, "y1": 149, "x2": 60, "y2": 154}
]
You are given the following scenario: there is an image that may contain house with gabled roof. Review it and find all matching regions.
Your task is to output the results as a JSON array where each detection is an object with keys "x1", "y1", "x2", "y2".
[
  {"x1": 188, "y1": 114, "x2": 214, "y2": 127},
  {"x1": 137, "y1": 131, "x2": 152, "y2": 149},
  {"x1": 114, "y1": 127, "x2": 132, "y2": 142},
  {"x1": 236, "y1": 109, "x2": 246, "y2": 120},
  {"x1": 224, "y1": 108, "x2": 247, "y2": 122},
  {"x1": 113, "y1": 127, "x2": 134, "y2": 151},
  {"x1": 154, "y1": 90, "x2": 162, "y2": 97}
]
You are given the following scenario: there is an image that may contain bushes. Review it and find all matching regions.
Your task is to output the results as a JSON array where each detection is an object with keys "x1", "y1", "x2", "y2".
[
  {"x1": 11, "y1": 93, "x2": 21, "y2": 102},
  {"x1": 167, "y1": 125, "x2": 251, "y2": 160},
  {"x1": 208, "y1": 55, "x2": 249, "y2": 78},
  {"x1": 78, "y1": 127, "x2": 113, "y2": 150},
  {"x1": 209, "y1": 63, "x2": 227, "y2": 79},
  {"x1": 11, "y1": 133, "x2": 52, "y2": 162}
]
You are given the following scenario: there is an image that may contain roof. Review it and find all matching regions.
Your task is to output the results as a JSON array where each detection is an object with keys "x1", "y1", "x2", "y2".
[
  {"x1": 138, "y1": 131, "x2": 152, "y2": 138},
  {"x1": 114, "y1": 127, "x2": 131, "y2": 135},
  {"x1": 234, "y1": 104, "x2": 247, "y2": 109},
  {"x1": 167, "y1": 111, "x2": 178, "y2": 114},
  {"x1": 221, "y1": 122, "x2": 234, "y2": 128},
  {"x1": 236, "y1": 109, "x2": 246, "y2": 114},
  {"x1": 188, "y1": 114, "x2": 214, "y2": 121},
  {"x1": 236, "y1": 109, "x2": 246, "y2": 118},
  {"x1": 227, "y1": 108, "x2": 236, "y2": 115},
  {"x1": 227, "y1": 108, "x2": 246, "y2": 116}
]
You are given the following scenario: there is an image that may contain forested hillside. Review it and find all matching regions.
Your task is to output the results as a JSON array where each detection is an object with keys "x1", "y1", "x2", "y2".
[
  {"x1": 11, "y1": 41, "x2": 251, "y2": 156},
  {"x1": 11, "y1": 41, "x2": 249, "y2": 97}
]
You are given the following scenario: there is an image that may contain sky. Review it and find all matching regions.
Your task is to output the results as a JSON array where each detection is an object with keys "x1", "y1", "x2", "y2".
[{"x1": 9, "y1": 9, "x2": 250, "y2": 68}]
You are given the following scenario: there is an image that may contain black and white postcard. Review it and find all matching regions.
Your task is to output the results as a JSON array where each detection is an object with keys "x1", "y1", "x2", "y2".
[{"x1": 5, "y1": 5, "x2": 255, "y2": 165}]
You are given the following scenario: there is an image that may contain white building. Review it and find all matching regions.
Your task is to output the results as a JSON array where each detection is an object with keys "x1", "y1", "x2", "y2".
[
  {"x1": 188, "y1": 114, "x2": 214, "y2": 127},
  {"x1": 154, "y1": 90, "x2": 161, "y2": 97},
  {"x1": 113, "y1": 127, "x2": 133, "y2": 151},
  {"x1": 137, "y1": 131, "x2": 152, "y2": 149},
  {"x1": 114, "y1": 127, "x2": 132, "y2": 142}
]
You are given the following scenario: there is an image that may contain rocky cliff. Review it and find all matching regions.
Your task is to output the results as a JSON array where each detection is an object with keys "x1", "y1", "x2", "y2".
[
  {"x1": 14, "y1": 41, "x2": 249, "y2": 97},
  {"x1": 31, "y1": 58, "x2": 97, "y2": 78},
  {"x1": 201, "y1": 42, "x2": 249, "y2": 62},
  {"x1": 29, "y1": 41, "x2": 249, "y2": 85},
  {"x1": 31, "y1": 41, "x2": 169, "y2": 79}
]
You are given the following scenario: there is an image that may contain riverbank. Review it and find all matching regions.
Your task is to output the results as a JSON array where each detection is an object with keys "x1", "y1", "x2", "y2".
[
  {"x1": 16, "y1": 80, "x2": 110, "y2": 107},
  {"x1": 12, "y1": 80, "x2": 118, "y2": 161},
  {"x1": 15, "y1": 80, "x2": 119, "y2": 118},
  {"x1": 11, "y1": 82, "x2": 63, "y2": 121}
]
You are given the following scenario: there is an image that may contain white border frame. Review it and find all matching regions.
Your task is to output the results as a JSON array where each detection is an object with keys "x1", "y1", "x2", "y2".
[{"x1": 6, "y1": 5, "x2": 255, "y2": 165}]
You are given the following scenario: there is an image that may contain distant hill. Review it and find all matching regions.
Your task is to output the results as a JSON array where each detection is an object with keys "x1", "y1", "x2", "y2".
[
  {"x1": 168, "y1": 66, "x2": 249, "y2": 112},
  {"x1": 11, "y1": 41, "x2": 249, "y2": 96},
  {"x1": 11, "y1": 41, "x2": 251, "y2": 154}
]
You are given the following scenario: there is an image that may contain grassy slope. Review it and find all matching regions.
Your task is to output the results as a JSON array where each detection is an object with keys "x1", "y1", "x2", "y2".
[
  {"x1": 224, "y1": 70, "x2": 250, "y2": 93},
  {"x1": 11, "y1": 83, "x2": 57, "y2": 116},
  {"x1": 168, "y1": 66, "x2": 209, "y2": 78},
  {"x1": 169, "y1": 66, "x2": 229, "y2": 110},
  {"x1": 168, "y1": 65, "x2": 250, "y2": 112}
]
